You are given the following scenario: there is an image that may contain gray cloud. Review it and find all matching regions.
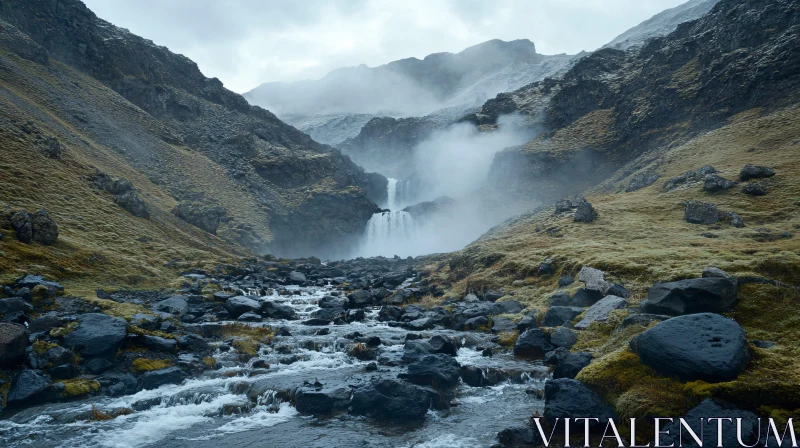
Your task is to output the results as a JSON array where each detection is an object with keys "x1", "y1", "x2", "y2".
[{"x1": 83, "y1": 0, "x2": 689, "y2": 93}]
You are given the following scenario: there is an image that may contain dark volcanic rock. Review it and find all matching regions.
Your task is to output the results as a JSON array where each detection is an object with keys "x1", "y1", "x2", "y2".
[
  {"x1": 64, "y1": 313, "x2": 127, "y2": 358},
  {"x1": 664, "y1": 166, "x2": 718, "y2": 191},
  {"x1": 626, "y1": 170, "x2": 660, "y2": 192},
  {"x1": 172, "y1": 202, "x2": 226, "y2": 235},
  {"x1": 739, "y1": 164, "x2": 775, "y2": 181},
  {"x1": 630, "y1": 313, "x2": 750, "y2": 382},
  {"x1": 294, "y1": 386, "x2": 351, "y2": 415},
  {"x1": 318, "y1": 295, "x2": 347, "y2": 309},
  {"x1": 702, "y1": 174, "x2": 737, "y2": 193},
  {"x1": 349, "y1": 378, "x2": 431, "y2": 421},
  {"x1": 549, "y1": 291, "x2": 571, "y2": 306},
  {"x1": 550, "y1": 327, "x2": 578, "y2": 349},
  {"x1": 544, "y1": 378, "x2": 615, "y2": 426},
  {"x1": 115, "y1": 190, "x2": 150, "y2": 218},
  {"x1": 224, "y1": 296, "x2": 261, "y2": 318},
  {"x1": 542, "y1": 306, "x2": 583, "y2": 327},
  {"x1": 137, "y1": 366, "x2": 187, "y2": 390},
  {"x1": 31, "y1": 209, "x2": 58, "y2": 245},
  {"x1": 640, "y1": 277, "x2": 737, "y2": 315},
  {"x1": 574, "y1": 295, "x2": 627, "y2": 330},
  {"x1": 743, "y1": 182, "x2": 767, "y2": 196},
  {"x1": 552, "y1": 352, "x2": 592, "y2": 379},
  {"x1": 571, "y1": 288, "x2": 603, "y2": 307},
  {"x1": 7, "y1": 369, "x2": 53, "y2": 406},
  {"x1": 152, "y1": 295, "x2": 189, "y2": 317},
  {"x1": 514, "y1": 328, "x2": 555, "y2": 358},
  {"x1": 684, "y1": 200, "x2": 720, "y2": 225},
  {"x1": 141, "y1": 335, "x2": 177, "y2": 353},
  {"x1": 497, "y1": 426, "x2": 543, "y2": 447},
  {"x1": 10, "y1": 209, "x2": 32, "y2": 243},
  {"x1": 428, "y1": 335, "x2": 458, "y2": 356},
  {"x1": 573, "y1": 201, "x2": 598, "y2": 223},
  {"x1": 402, "y1": 339, "x2": 435, "y2": 363},
  {"x1": 0, "y1": 322, "x2": 29, "y2": 365},
  {"x1": 402, "y1": 354, "x2": 461, "y2": 390},
  {"x1": 664, "y1": 399, "x2": 761, "y2": 448},
  {"x1": 261, "y1": 301, "x2": 298, "y2": 320}
]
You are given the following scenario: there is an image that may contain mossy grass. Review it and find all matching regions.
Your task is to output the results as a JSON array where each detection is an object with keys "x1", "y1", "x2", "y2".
[
  {"x1": 131, "y1": 358, "x2": 173, "y2": 372},
  {"x1": 59, "y1": 378, "x2": 100, "y2": 398}
]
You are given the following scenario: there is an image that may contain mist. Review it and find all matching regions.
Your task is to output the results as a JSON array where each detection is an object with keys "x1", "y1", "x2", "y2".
[{"x1": 354, "y1": 114, "x2": 538, "y2": 258}]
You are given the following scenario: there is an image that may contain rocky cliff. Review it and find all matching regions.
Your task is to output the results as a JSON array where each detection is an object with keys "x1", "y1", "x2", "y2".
[
  {"x1": 481, "y1": 0, "x2": 800, "y2": 205},
  {"x1": 0, "y1": 0, "x2": 384, "y2": 261}
]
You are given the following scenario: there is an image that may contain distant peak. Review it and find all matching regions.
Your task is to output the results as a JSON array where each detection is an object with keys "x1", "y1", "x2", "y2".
[{"x1": 459, "y1": 38, "x2": 537, "y2": 57}]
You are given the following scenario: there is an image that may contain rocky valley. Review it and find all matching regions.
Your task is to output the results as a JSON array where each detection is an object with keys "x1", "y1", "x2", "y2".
[{"x1": 1, "y1": 0, "x2": 799, "y2": 447}]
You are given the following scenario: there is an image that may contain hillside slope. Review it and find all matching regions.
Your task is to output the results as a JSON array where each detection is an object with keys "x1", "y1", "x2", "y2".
[{"x1": 0, "y1": 0, "x2": 384, "y2": 263}]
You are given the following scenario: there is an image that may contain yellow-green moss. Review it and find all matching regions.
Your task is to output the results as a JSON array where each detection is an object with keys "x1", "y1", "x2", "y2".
[
  {"x1": 497, "y1": 330, "x2": 519, "y2": 348},
  {"x1": 131, "y1": 358, "x2": 173, "y2": 372},
  {"x1": 202, "y1": 356, "x2": 216, "y2": 368},
  {"x1": 49, "y1": 321, "x2": 78, "y2": 338},
  {"x1": 33, "y1": 340, "x2": 59, "y2": 355},
  {"x1": 127, "y1": 325, "x2": 175, "y2": 340},
  {"x1": 231, "y1": 339, "x2": 259, "y2": 358},
  {"x1": 60, "y1": 378, "x2": 100, "y2": 398}
]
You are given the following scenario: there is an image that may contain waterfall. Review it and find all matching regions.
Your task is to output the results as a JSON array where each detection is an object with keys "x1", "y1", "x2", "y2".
[
  {"x1": 360, "y1": 178, "x2": 417, "y2": 257},
  {"x1": 386, "y1": 177, "x2": 398, "y2": 210}
]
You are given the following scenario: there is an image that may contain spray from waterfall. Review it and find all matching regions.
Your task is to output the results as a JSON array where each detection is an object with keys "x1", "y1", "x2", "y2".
[{"x1": 360, "y1": 178, "x2": 417, "y2": 257}]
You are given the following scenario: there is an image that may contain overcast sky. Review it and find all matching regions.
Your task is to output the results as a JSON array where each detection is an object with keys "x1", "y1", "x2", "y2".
[{"x1": 83, "y1": 0, "x2": 689, "y2": 93}]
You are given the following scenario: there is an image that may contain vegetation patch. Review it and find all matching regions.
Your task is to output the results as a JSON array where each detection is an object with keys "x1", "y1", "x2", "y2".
[
  {"x1": 49, "y1": 321, "x2": 78, "y2": 338},
  {"x1": 60, "y1": 378, "x2": 101, "y2": 398},
  {"x1": 131, "y1": 358, "x2": 173, "y2": 372}
]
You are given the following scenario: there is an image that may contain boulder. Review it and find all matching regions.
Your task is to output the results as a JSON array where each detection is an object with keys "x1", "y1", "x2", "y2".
[
  {"x1": 606, "y1": 283, "x2": 630, "y2": 298},
  {"x1": 550, "y1": 327, "x2": 578, "y2": 349},
  {"x1": 402, "y1": 340, "x2": 434, "y2": 363},
  {"x1": 664, "y1": 399, "x2": 761, "y2": 448},
  {"x1": 726, "y1": 211, "x2": 745, "y2": 228},
  {"x1": 702, "y1": 174, "x2": 737, "y2": 193},
  {"x1": 402, "y1": 354, "x2": 461, "y2": 390},
  {"x1": 557, "y1": 275, "x2": 574, "y2": 287},
  {"x1": 171, "y1": 202, "x2": 226, "y2": 234},
  {"x1": 31, "y1": 209, "x2": 59, "y2": 245},
  {"x1": 64, "y1": 313, "x2": 127, "y2": 358},
  {"x1": 177, "y1": 334, "x2": 209, "y2": 351},
  {"x1": 294, "y1": 386, "x2": 351, "y2": 415},
  {"x1": 152, "y1": 295, "x2": 189, "y2": 317},
  {"x1": 349, "y1": 378, "x2": 431, "y2": 421},
  {"x1": 739, "y1": 164, "x2": 775, "y2": 181},
  {"x1": 573, "y1": 201, "x2": 598, "y2": 223},
  {"x1": 578, "y1": 267, "x2": 611, "y2": 295},
  {"x1": 491, "y1": 317, "x2": 517, "y2": 333},
  {"x1": 288, "y1": 271, "x2": 307, "y2": 284},
  {"x1": 497, "y1": 426, "x2": 543, "y2": 447},
  {"x1": 544, "y1": 347, "x2": 572, "y2": 367},
  {"x1": 318, "y1": 295, "x2": 348, "y2": 309},
  {"x1": 514, "y1": 328, "x2": 555, "y2": 358},
  {"x1": 743, "y1": 182, "x2": 766, "y2": 196},
  {"x1": 640, "y1": 277, "x2": 738, "y2": 315},
  {"x1": 137, "y1": 366, "x2": 187, "y2": 390},
  {"x1": 516, "y1": 311, "x2": 539, "y2": 332},
  {"x1": 115, "y1": 191, "x2": 150, "y2": 218},
  {"x1": 539, "y1": 258, "x2": 555, "y2": 275},
  {"x1": 542, "y1": 306, "x2": 583, "y2": 327},
  {"x1": 464, "y1": 315, "x2": 489, "y2": 330},
  {"x1": 0, "y1": 322, "x2": 29, "y2": 365},
  {"x1": 428, "y1": 335, "x2": 458, "y2": 356},
  {"x1": 223, "y1": 296, "x2": 261, "y2": 318},
  {"x1": 492, "y1": 300, "x2": 523, "y2": 315},
  {"x1": 28, "y1": 312, "x2": 62, "y2": 333},
  {"x1": 552, "y1": 352, "x2": 593, "y2": 379},
  {"x1": 664, "y1": 165, "x2": 718, "y2": 191},
  {"x1": 549, "y1": 291, "x2": 571, "y2": 306},
  {"x1": 347, "y1": 289, "x2": 374, "y2": 308},
  {"x1": 7, "y1": 369, "x2": 53, "y2": 406},
  {"x1": 10, "y1": 209, "x2": 33, "y2": 243},
  {"x1": 626, "y1": 170, "x2": 661, "y2": 192},
  {"x1": 571, "y1": 288, "x2": 603, "y2": 307},
  {"x1": 261, "y1": 301, "x2": 298, "y2": 320},
  {"x1": 574, "y1": 295, "x2": 627, "y2": 330},
  {"x1": 684, "y1": 200, "x2": 720, "y2": 225},
  {"x1": 544, "y1": 378, "x2": 615, "y2": 426},
  {"x1": 141, "y1": 335, "x2": 177, "y2": 353},
  {"x1": 630, "y1": 313, "x2": 750, "y2": 382}
]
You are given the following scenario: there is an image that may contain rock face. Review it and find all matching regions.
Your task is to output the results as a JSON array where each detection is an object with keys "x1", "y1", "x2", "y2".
[
  {"x1": 0, "y1": 322, "x2": 28, "y2": 365},
  {"x1": 626, "y1": 170, "x2": 661, "y2": 192},
  {"x1": 0, "y1": 0, "x2": 384, "y2": 257},
  {"x1": 630, "y1": 313, "x2": 750, "y2": 382},
  {"x1": 64, "y1": 313, "x2": 127, "y2": 358},
  {"x1": 640, "y1": 277, "x2": 737, "y2": 315},
  {"x1": 574, "y1": 295, "x2": 627, "y2": 330},
  {"x1": 350, "y1": 378, "x2": 431, "y2": 421},
  {"x1": 573, "y1": 201, "x2": 598, "y2": 223},
  {"x1": 224, "y1": 296, "x2": 262, "y2": 319},
  {"x1": 544, "y1": 378, "x2": 615, "y2": 426}
]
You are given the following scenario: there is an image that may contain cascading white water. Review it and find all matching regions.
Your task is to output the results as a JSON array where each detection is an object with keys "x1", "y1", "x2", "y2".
[
  {"x1": 360, "y1": 178, "x2": 417, "y2": 257},
  {"x1": 386, "y1": 177, "x2": 398, "y2": 210}
]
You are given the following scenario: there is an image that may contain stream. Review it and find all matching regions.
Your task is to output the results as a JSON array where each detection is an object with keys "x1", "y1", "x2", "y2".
[{"x1": 0, "y1": 282, "x2": 547, "y2": 448}]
